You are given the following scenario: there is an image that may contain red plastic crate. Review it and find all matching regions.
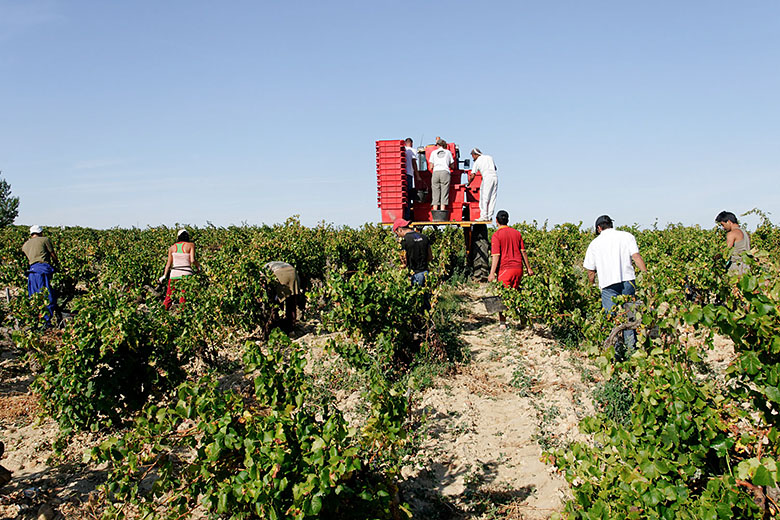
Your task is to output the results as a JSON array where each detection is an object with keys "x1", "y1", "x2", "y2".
[
  {"x1": 376, "y1": 157, "x2": 405, "y2": 166},
  {"x1": 376, "y1": 168, "x2": 407, "y2": 176},
  {"x1": 381, "y1": 208, "x2": 405, "y2": 223},
  {"x1": 378, "y1": 186, "x2": 406, "y2": 195},
  {"x1": 378, "y1": 200, "x2": 406, "y2": 207},
  {"x1": 379, "y1": 204, "x2": 405, "y2": 212}
]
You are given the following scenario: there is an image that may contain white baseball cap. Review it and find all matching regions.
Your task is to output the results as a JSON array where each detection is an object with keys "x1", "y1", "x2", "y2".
[{"x1": 29, "y1": 225, "x2": 43, "y2": 234}]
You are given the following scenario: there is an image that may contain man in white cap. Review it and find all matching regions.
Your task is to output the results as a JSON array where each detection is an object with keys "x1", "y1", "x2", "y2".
[
  {"x1": 22, "y1": 225, "x2": 59, "y2": 323},
  {"x1": 468, "y1": 148, "x2": 498, "y2": 222}
]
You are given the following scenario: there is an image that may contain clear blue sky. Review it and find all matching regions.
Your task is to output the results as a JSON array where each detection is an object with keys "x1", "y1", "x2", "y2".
[{"x1": 2, "y1": 1, "x2": 778, "y2": 230}]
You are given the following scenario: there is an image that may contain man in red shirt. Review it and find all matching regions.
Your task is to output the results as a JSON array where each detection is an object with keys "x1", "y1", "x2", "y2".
[{"x1": 488, "y1": 210, "x2": 533, "y2": 329}]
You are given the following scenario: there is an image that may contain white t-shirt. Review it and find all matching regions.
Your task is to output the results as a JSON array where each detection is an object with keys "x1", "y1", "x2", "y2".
[
  {"x1": 405, "y1": 146, "x2": 417, "y2": 177},
  {"x1": 472, "y1": 154, "x2": 497, "y2": 176},
  {"x1": 429, "y1": 147, "x2": 453, "y2": 172},
  {"x1": 583, "y1": 228, "x2": 640, "y2": 289}
]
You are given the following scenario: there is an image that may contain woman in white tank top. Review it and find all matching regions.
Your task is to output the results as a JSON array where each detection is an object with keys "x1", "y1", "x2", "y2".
[{"x1": 160, "y1": 229, "x2": 199, "y2": 309}]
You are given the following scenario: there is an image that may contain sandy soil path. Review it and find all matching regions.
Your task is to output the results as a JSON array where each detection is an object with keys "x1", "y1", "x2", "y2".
[{"x1": 401, "y1": 285, "x2": 598, "y2": 519}]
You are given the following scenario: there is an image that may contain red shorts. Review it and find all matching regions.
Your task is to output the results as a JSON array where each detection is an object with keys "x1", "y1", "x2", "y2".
[
  {"x1": 164, "y1": 279, "x2": 186, "y2": 310},
  {"x1": 498, "y1": 268, "x2": 523, "y2": 289}
]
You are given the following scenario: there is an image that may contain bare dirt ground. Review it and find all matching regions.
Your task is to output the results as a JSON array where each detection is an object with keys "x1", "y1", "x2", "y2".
[
  {"x1": 397, "y1": 285, "x2": 599, "y2": 519},
  {"x1": 0, "y1": 284, "x2": 736, "y2": 519}
]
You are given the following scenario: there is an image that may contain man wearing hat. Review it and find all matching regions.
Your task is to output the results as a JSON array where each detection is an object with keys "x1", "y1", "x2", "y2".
[
  {"x1": 22, "y1": 225, "x2": 59, "y2": 323},
  {"x1": 393, "y1": 218, "x2": 432, "y2": 285},
  {"x1": 468, "y1": 148, "x2": 498, "y2": 222},
  {"x1": 583, "y1": 215, "x2": 647, "y2": 356}
]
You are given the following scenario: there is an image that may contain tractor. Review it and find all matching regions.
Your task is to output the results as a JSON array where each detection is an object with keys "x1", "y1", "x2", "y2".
[{"x1": 376, "y1": 139, "x2": 490, "y2": 280}]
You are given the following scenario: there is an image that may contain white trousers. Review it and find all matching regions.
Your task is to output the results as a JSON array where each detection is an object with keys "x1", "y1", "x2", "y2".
[{"x1": 479, "y1": 173, "x2": 498, "y2": 221}]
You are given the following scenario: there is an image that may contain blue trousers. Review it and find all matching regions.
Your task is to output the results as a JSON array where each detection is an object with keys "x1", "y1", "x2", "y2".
[
  {"x1": 27, "y1": 262, "x2": 57, "y2": 322},
  {"x1": 601, "y1": 280, "x2": 637, "y2": 355},
  {"x1": 411, "y1": 270, "x2": 428, "y2": 286}
]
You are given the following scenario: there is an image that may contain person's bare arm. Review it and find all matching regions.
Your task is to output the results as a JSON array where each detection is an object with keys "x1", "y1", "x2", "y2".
[
  {"x1": 587, "y1": 269, "x2": 596, "y2": 285},
  {"x1": 521, "y1": 248, "x2": 533, "y2": 276},
  {"x1": 188, "y1": 243, "x2": 200, "y2": 271},
  {"x1": 488, "y1": 254, "x2": 500, "y2": 282},
  {"x1": 726, "y1": 229, "x2": 742, "y2": 248},
  {"x1": 632, "y1": 252, "x2": 647, "y2": 272},
  {"x1": 161, "y1": 247, "x2": 173, "y2": 280},
  {"x1": 427, "y1": 246, "x2": 433, "y2": 263}
]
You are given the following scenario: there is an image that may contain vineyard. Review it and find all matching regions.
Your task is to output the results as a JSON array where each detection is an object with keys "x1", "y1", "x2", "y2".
[{"x1": 0, "y1": 213, "x2": 779, "y2": 519}]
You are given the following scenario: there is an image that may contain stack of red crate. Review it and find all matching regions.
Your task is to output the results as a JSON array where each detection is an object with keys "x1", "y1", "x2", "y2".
[{"x1": 376, "y1": 140, "x2": 407, "y2": 222}]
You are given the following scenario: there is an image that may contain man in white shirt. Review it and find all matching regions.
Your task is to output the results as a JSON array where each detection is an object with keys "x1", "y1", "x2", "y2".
[
  {"x1": 583, "y1": 215, "x2": 647, "y2": 357},
  {"x1": 468, "y1": 148, "x2": 498, "y2": 222},
  {"x1": 429, "y1": 139, "x2": 453, "y2": 213},
  {"x1": 404, "y1": 138, "x2": 419, "y2": 220}
]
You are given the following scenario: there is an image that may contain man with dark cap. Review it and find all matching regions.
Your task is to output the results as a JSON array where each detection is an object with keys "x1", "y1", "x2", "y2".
[
  {"x1": 22, "y1": 225, "x2": 58, "y2": 323},
  {"x1": 583, "y1": 215, "x2": 647, "y2": 357},
  {"x1": 393, "y1": 218, "x2": 432, "y2": 285},
  {"x1": 488, "y1": 210, "x2": 533, "y2": 329}
]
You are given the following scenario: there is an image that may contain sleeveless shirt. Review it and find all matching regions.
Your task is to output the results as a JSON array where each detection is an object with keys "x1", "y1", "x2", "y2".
[
  {"x1": 170, "y1": 242, "x2": 193, "y2": 279},
  {"x1": 729, "y1": 229, "x2": 751, "y2": 274}
]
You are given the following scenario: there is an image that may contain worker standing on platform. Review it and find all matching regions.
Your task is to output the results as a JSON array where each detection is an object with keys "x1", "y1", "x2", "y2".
[
  {"x1": 469, "y1": 148, "x2": 498, "y2": 222},
  {"x1": 404, "y1": 138, "x2": 419, "y2": 220},
  {"x1": 430, "y1": 139, "x2": 453, "y2": 214},
  {"x1": 488, "y1": 211, "x2": 533, "y2": 329},
  {"x1": 393, "y1": 218, "x2": 432, "y2": 285}
]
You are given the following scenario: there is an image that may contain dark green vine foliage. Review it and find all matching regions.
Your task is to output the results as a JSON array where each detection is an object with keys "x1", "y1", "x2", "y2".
[
  {"x1": 317, "y1": 263, "x2": 436, "y2": 374},
  {"x1": 95, "y1": 330, "x2": 398, "y2": 520},
  {"x1": 684, "y1": 252, "x2": 780, "y2": 495},
  {"x1": 553, "y1": 317, "x2": 762, "y2": 519},
  {"x1": 30, "y1": 288, "x2": 189, "y2": 437},
  {"x1": 551, "y1": 256, "x2": 780, "y2": 519}
]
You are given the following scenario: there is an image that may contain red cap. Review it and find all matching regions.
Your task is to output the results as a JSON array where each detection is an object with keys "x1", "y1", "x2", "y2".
[{"x1": 392, "y1": 218, "x2": 410, "y2": 233}]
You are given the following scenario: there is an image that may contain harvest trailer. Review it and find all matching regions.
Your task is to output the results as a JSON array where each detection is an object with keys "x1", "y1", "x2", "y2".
[{"x1": 376, "y1": 139, "x2": 490, "y2": 279}]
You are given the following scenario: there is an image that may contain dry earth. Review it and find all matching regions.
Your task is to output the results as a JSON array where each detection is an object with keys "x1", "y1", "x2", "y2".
[
  {"x1": 0, "y1": 284, "x2": 736, "y2": 519},
  {"x1": 397, "y1": 285, "x2": 600, "y2": 519}
]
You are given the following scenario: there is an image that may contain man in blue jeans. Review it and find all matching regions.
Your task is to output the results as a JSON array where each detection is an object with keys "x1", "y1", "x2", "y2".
[
  {"x1": 393, "y1": 218, "x2": 432, "y2": 285},
  {"x1": 583, "y1": 215, "x2": 647, "y2": 359}
]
